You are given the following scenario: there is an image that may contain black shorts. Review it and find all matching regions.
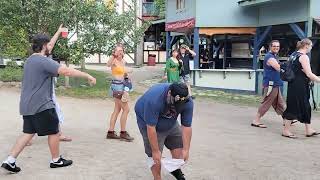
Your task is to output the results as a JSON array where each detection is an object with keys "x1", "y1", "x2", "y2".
[{"x1": 23, "y1": 109, "x2": 59, "y2": 136}]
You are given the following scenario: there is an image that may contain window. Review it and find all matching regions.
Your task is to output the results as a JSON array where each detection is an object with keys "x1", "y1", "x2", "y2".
[{"x1": 176, "y1": 0, "x2": 185, "y2": 10}]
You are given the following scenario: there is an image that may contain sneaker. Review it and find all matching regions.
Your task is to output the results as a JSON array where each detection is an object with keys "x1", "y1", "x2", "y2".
[
  {"x1": 1, "y1": 161, "x2": 21, "y2": 173},
  {"x1": 106, "y1": 131, "x2": 121, "y2": 139},
  {"x1": 120, "y1": 131, "x2": 134, "y2": 142},
  {"x1": 50, "y1": 156, "x2": 73, "y2": 168},
  {"x1": 170, "y1": 169, "x2": 186, "y2": 180}
]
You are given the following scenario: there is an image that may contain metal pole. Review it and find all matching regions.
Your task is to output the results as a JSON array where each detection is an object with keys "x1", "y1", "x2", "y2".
[
  {"x1": 166, "y1": 31, "x2": 171, "y2": 59},
  {"x1": 253, "y1": 28, "x2": 260, "y2": 70},
  {"x1": 254, "y1": 27, "x2": 260, "y2": 94},
  {"x1": 223, "y1": 34, "x2": 227, "y2": 69},
  {"x1": 193, "y1": 27, "x2": 200, "y2": 69}
]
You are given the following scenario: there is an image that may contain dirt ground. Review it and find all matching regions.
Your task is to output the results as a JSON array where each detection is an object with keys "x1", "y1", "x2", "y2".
[{"x1": 1, "y1": 86, "x2": 320, "y2": 180}]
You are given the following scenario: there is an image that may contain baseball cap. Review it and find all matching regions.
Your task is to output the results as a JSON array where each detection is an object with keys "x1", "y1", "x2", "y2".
[{"x1": 169, "y1": 83, "x2": 190, "y2": 112}]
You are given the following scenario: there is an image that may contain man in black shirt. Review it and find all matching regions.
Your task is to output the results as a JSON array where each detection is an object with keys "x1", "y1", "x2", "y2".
[{"x1": 179, "y1": 44, "x2": 196, "y2": 99}]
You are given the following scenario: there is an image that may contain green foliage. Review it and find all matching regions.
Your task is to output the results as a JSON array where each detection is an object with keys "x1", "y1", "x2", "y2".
[
  {"x1": 0, "y1": 0, "x2": 147, "y2": 66},
  {"x1": 154, "y1": 0, "x2": 165, "y2": 19},
  {"x1": 0, "y1": 26, "x2": 29, "y2": 58},
  {"x1": 6, "y1": 61, "x2": 21, "y2": 69},
  {"x1": 0, "y1": 62, "x2": 23, "y2": 82}
]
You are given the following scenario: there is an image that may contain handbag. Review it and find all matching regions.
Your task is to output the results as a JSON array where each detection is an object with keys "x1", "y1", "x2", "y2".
[{"x1": 113, "y1": 91, "x2": 123, "y2": 99}]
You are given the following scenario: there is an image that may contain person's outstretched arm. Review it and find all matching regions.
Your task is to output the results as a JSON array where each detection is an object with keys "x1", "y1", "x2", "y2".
[{"x1": 58, "y1": 65, "x2": 96, "y2": 86}]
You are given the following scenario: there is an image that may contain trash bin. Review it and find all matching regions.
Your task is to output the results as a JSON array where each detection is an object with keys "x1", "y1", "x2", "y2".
[{"x1": 147, "y1": 54, "x2": 156, "y2": 66}]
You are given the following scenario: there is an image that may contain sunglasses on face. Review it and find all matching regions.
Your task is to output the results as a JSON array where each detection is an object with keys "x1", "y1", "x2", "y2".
[{"x1": 173, "y1": 95, "x2": 189, "y2": 103}]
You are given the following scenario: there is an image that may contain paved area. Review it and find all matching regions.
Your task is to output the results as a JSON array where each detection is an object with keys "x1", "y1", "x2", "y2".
[{"x1": 1, "y1": 87, "x2": 320, "y2": 180}]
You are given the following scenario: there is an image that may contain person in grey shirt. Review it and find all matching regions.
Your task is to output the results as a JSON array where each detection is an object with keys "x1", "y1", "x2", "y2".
[
  {"x1": 26, "y1": 25, "x2": 72, "y2": 146},
  {"x1": 1, "y1": 32, "x2": 96, "y2": 173}
]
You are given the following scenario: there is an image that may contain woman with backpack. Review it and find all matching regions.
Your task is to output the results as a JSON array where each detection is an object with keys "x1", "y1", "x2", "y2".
[{"x1": 282, "y1": 38, "x2": 320, "y2": 138}]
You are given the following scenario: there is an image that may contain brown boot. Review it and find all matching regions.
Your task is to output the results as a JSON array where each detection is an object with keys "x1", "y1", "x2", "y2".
[
  {"x1": 120, "y1": 131, "x2": 134, "y2": 142},
  {"x1": 106, "y1": 131, "x2": 120, "y2": 139}
]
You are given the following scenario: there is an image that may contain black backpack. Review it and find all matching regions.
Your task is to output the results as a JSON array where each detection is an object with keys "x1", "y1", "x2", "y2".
[{"x1": 280, "y1": 52, "x2": 302, "y2": 82}]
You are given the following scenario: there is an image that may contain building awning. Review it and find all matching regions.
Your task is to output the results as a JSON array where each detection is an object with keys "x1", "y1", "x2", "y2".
[
  {"x1": 238, "y1": 0, "x2": 280, "y2": 7},
  {"x1": 199, "y1": 27, "x2": 256, "y2": 36},
  {"x1": 165, "y1": 18, "x2": 195, "y2": 32},
  {"x1": 151, "y1": 19, "x2": 165, "y2": 25}
]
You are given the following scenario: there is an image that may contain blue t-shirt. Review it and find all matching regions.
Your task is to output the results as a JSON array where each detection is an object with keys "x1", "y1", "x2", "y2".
[
  {"x1": 135, "y1": 83, "x2": 193, "y2": 132},
  {"x1": 263, "y1": 52, "x2": 283, "y2": 87}
]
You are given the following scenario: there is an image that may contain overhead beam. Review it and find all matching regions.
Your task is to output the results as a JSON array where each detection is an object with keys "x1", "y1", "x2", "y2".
[{"x1": 289, "y1": 23, "x2": 306, "y2": 40}]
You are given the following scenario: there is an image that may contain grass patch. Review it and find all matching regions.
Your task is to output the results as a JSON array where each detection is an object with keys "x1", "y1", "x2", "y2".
[
  {"x1": 56, "y1": 69, "x2": 111, "y2": 99},
  {"x1": 193, "y1": 89, "x2": 261, "y2": 107},
  {"x1": 140, "y1": 77, "x2": 262, "y2": 107}
]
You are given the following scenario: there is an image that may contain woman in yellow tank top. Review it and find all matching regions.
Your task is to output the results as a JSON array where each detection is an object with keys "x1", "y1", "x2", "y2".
[
  {"x1": 106, "y1": 44, "x2": 134, "y2": 141},
  {"x1": 111, "y1": 66, "x2": 125, "y2": 77}
]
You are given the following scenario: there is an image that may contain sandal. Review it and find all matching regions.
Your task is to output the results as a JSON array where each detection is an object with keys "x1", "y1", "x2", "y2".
[
  {"x1": 306, "y1": 132, "x2": 320, "y2": 137},
  {"x1": 251, "y1": 123, "x2": 267, "y2": 128},
  {"x1": 59, "y1": 136, "x2": 72, "y2": 142},
  {"x1": 282, "y1": 134, "x2": 298, "y2": 139}
]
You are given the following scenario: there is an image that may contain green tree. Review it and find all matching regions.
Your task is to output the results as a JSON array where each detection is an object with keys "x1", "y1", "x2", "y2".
[
  {"x1": 0, "y1": 0, "x2": 148, "y2": 66},
  {"x1": 0, "y1": 26, "x2": 29, "y2": 58},
  {"x1": 154, "y1": 0, "x2": 165, "y2": 19}
]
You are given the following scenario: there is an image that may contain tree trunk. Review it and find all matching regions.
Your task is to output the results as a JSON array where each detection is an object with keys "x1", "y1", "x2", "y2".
[
  {"x1": 65, "y1": 60, "x2": 70, "y2": 87},
  {"x1": 135, "y1": 0, "x2": 144, "y2": 66},
  {"x1": 80, "y1": 57, "x2": 85, "y2": 70}
]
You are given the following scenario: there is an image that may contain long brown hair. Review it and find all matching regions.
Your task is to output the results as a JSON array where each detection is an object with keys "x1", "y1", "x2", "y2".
[{"x1": 171, "y1": 49, "x2": 179, "y2": 58}]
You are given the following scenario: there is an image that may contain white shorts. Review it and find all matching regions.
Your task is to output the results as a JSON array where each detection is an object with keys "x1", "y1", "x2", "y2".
[{"x1": 52, "y1": 78, "x2": 64, "y2": 123}]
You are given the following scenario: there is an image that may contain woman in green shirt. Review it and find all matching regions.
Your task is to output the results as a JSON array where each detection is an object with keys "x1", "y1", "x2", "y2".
[{"x1": 164, "y1": 50, "x2": 181, "y2": 83}]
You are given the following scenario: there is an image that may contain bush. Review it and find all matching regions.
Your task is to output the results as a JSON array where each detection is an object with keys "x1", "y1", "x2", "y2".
[{"x1": 0, "y1": 62, "x2": 23, "y2": 82}]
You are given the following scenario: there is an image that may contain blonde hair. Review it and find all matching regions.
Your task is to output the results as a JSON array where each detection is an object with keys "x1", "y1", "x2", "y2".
[
  {"x1": 296, "y1": 38, "x2": 312, "y2": 50},
  {"x1": 114, "y1": 43, "x2": 124, "y2": 52}
]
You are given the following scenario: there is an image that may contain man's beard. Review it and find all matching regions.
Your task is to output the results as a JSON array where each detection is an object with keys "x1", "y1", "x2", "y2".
[{"x1": 45, "y1": 48, "x2": 50, "y2": 56}]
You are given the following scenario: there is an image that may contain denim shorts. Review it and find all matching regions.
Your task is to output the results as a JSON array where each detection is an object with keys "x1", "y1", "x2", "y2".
[{"x1": 109, "y1": 80, "x2": 124, "y2": 98}]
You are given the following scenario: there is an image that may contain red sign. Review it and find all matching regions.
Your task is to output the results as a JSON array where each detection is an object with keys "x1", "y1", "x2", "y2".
[{"x1": 165, "y1": 18, "x2": 195, "y2": 32}]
